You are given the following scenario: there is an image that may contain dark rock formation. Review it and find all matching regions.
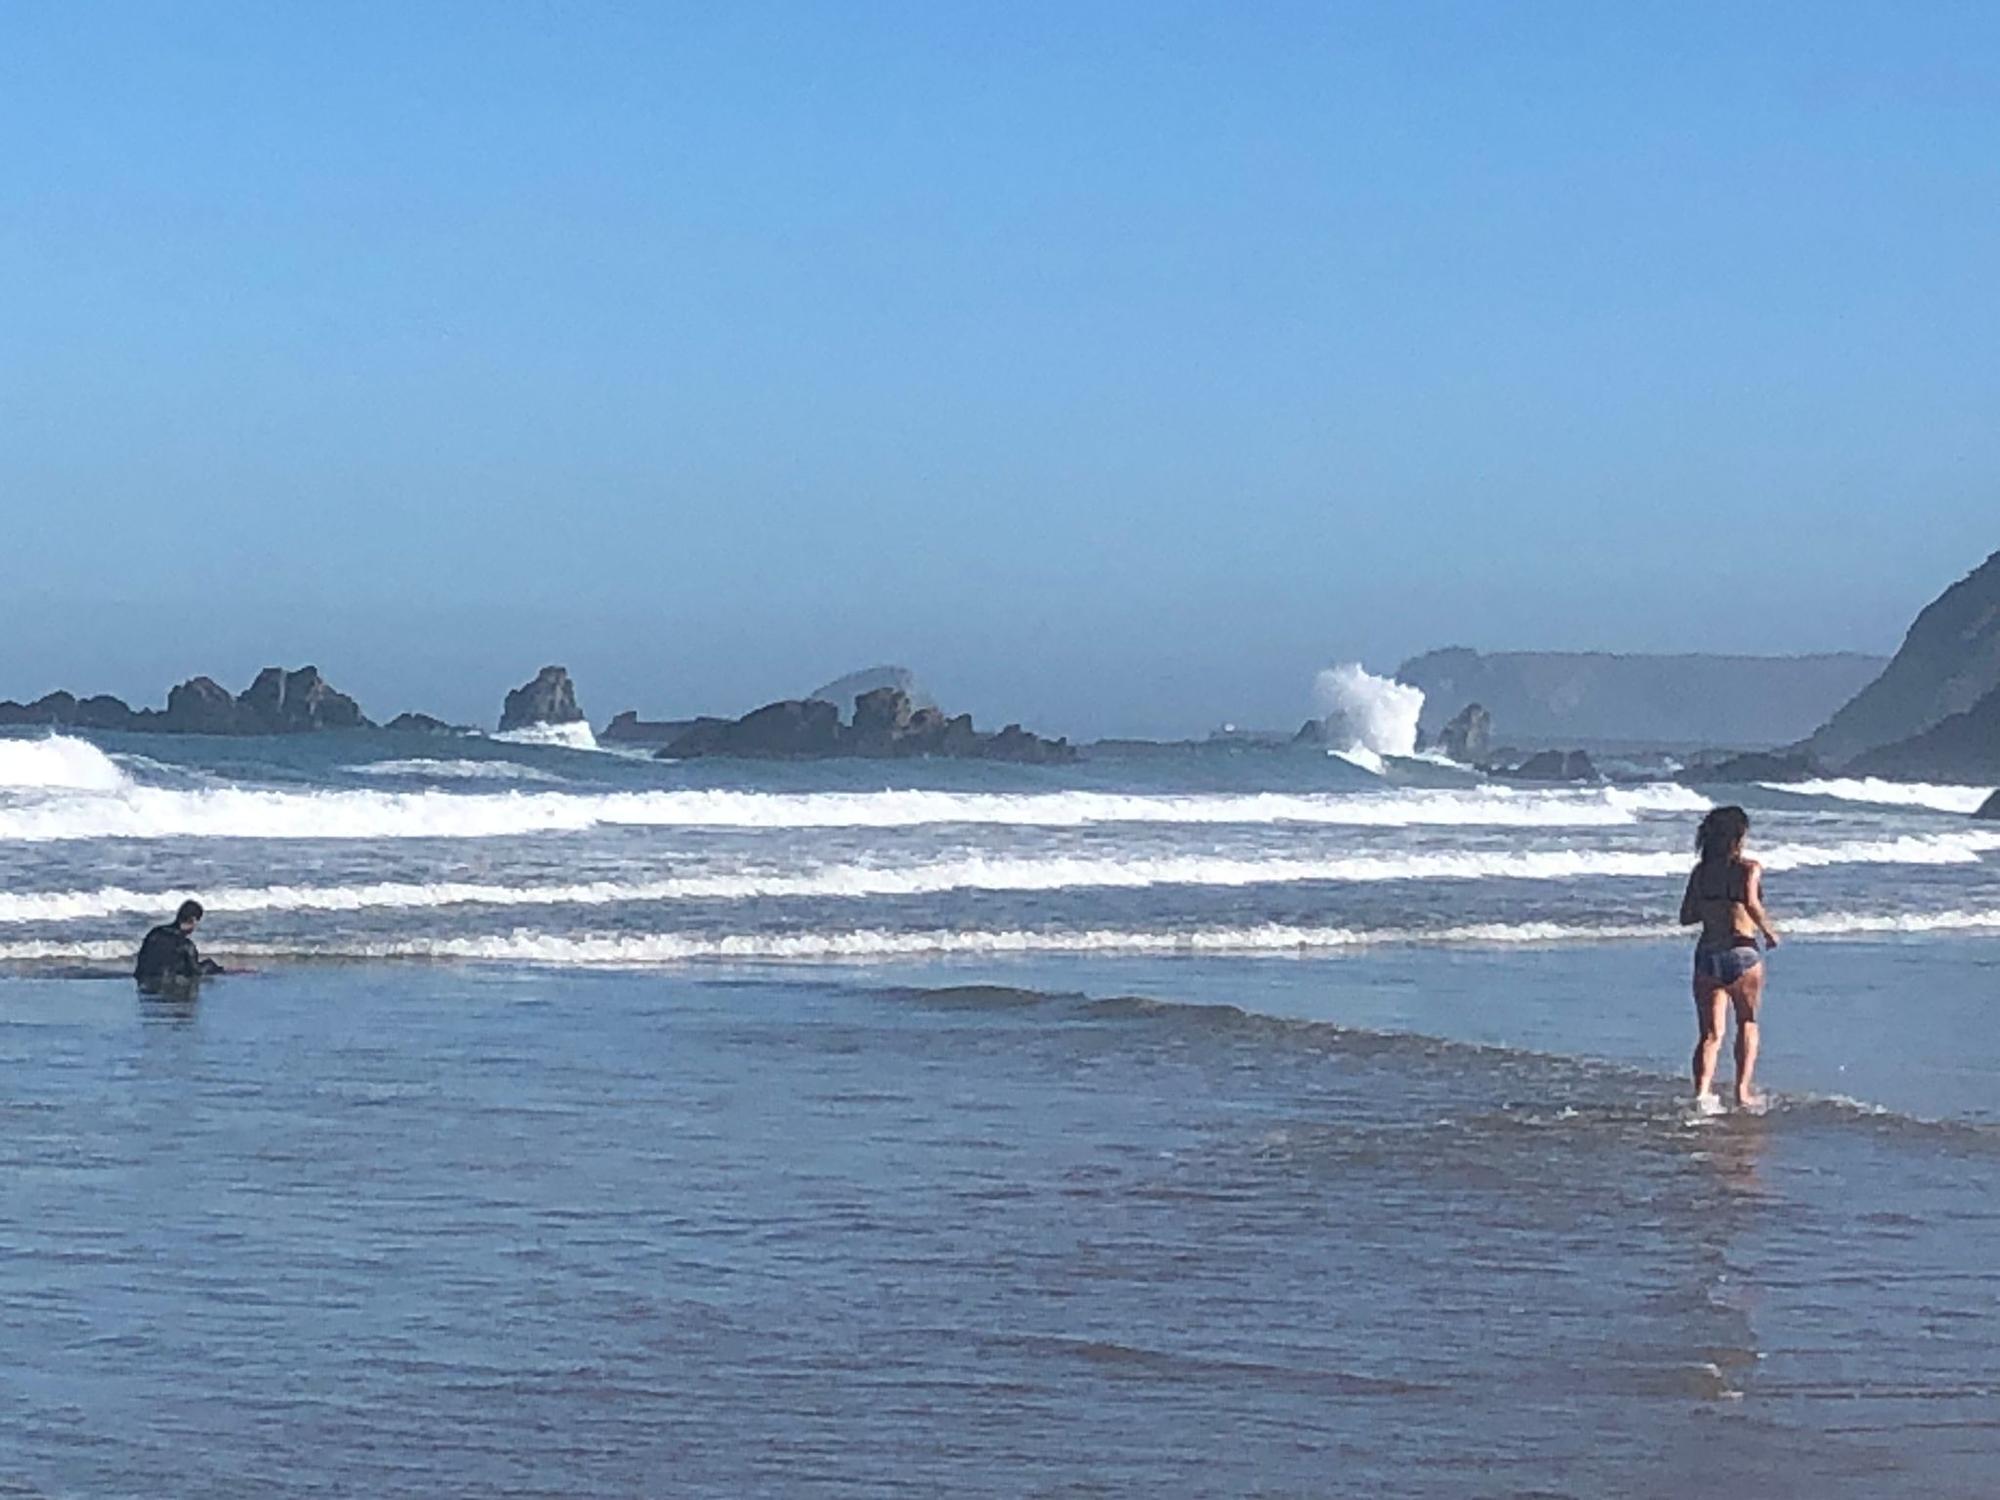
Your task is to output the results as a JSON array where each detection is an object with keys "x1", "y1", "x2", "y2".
[
  {"x1": 384, "y1": 712, "x2": 465, "y2": 734},
  {"x1": 1507, "y1": 749, "x2": 1599, "y2": 782},
  {"x1": 1977, "y1": 789, "x2": 1999, "y2": 821},
  {"x1": 1436, "y1": 702, "x2": 1492, "y2": 763},
  {"x1": 74, "y1": 694, "x2": 138, "y2": 730},
  {"x1": 500, "y1": 667, "x2": 584, "y2": 732},
  {"x1": 979, "y1": 722, "x2": 1071, "y2": 764},
  {"x1": 601, "y1": 710, "x2": 698, "y2": 747},
  {"x1": 1292, "y1": 719, "x2": 1328, "y2": 746},
  {"x1": 1805, "y1": 550, "x2": 2000, "y2": 767},
  {"x1": 1843, "y1": 683, "x2": 2000, "y2": 783},
  {"x1": 0, "y1": 691, "x2": 81, "y2": 726},
  {"x1": 1397, "y1": 647, "x2": 1886, "y2": 748},
  {"x1": 659, "y1": 688, "x2": 1075, "y2": 763},
  {"x1": 662, "y1": 699, "x2": 843, "y2": 758},
  {"x1": 236, "y1": 666, "x2": 369, "y2": 733},
  {"x1": 807, "y1": 665, "x2": 937, "y2": 719},
  {"x1": 1684, "y1": 749, "x2": 1822, "y2": 783},
  {"x1": 160, "y1": 676, "x2": 245, "y2": 734},
  {"x1": 2, "y1": 667, "x2": 374, "y2": 734}
]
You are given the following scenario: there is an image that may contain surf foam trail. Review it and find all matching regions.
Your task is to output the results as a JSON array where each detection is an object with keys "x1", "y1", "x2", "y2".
[
  {"x1": 490, "y1": 722, "x2": 599, "y2": 751},
  {"x1": 0, "y1": 782, "x2": 1708, "y2": 843},
  {"x1": 9, "y1": 906, "x2": 2000, "y2": 968},
  {"x1": 5, "y1": 831, "x2": 1995, "y2": 924}
]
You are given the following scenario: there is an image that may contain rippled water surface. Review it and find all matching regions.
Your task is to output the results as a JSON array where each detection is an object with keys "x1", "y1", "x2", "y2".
[{"x1": 3, "y1": 730, "x2": 1998, "y2": 1494}]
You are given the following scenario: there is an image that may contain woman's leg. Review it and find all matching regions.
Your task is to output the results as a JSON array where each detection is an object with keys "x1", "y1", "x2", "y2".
[
  {"x1": 1692, "y1": 979, "x2": 1727, "y2": 1097},
  {"x1": 1729, "y1": 965, "x2": 1766, "y2": 1107}
]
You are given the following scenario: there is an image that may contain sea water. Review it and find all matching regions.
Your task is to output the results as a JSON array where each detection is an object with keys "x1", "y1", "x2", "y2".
[{"x1": 2, "y1": 729, "x2": 1996, "y2": 1495}]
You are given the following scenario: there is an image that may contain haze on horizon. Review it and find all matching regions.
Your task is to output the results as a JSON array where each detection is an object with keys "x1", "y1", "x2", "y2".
[{"x1": 3, "y1": 2, "x2": 1995, "y2": 739}]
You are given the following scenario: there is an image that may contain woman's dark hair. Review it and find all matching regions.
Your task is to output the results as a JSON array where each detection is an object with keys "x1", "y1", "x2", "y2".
[{"x1": 1695, "y1": 805, "x2": 1750, "y2": 864}]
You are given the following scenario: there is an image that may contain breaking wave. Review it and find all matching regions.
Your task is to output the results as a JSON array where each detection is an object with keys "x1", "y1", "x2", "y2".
[
  {"x1": 8, "y1": 906, "x2": 2000, "y2": 968},
  {"x1": 0, "y1": 780, "x2": 1708, "y2": 843},
  {"x1": 490, "y1": 721, "x2": 599, "y2": 751},
  {"x1": 0, "y1": 735, "x2": 130, "y2": 793},
  {"x1": 4, "y1": 830, "x2": 1992, "y2": 924},
  {"x1": 1311, "y1": 663, "x2": 1424, "y2": 761},
  {"x1": 1766, "y1": 778, "x2": 1995, "y2": 815}
]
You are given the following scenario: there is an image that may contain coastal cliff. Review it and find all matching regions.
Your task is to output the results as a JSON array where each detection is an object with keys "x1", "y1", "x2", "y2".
[
  {"x1": 1844, "y1": 684, "x2": 2000, "y2": 783},
  {"x1": 1802, "y1": 549, "x2": 2000, "y2": 768}
]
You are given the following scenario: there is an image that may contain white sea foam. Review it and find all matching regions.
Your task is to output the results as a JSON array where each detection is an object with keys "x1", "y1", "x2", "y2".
[
  {"x1": 490, "y1": 721, "x2": 599, "y2": 751},
  {"x1": 9, "y1": 906, "x2": 1999, "y2": 969},
  {"x1": 1331, "y1": 747, "x2": 1387, "y2": 775},
  {"x1": 0, "y1": 781, "x2": 1711, "y2": 843},
  {"x1": 1311, "y1": 663, "x2": 1424, "y2": 760},
  {"x1": 347, "y1": 758, "x2": 564, "y2": 784},
  {"x1": 0, "y1": 736, "x2": 130, "y2": 793},
  {"x1": 5, "y1": 831, "x2": 1993, "y2": 924},
  {"x1": 1766, "y1": 778, "x2": 1995, "y2": 815}
]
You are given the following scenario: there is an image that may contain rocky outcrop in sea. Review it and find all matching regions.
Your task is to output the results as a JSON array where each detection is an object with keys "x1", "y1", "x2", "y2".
[
  {"x1": 1683, "y1": 748, "x2": 1823, "y2": 783},
  {"x1": 500, "y1": 667, "x2": 584, "y2": 732},
  {"x1": 1435, "y1": 702, "x2": 1492, "y2": 763},
  {"x1": 1502, "y1": 749, "x2": 1599, "y2": 782},
  {"x1": 601, "y1": 711, "x2": 698, "y2": 747},
  {"x1": 0, "y1": 666, "x2": 371, "y2": 734},
  {"x1": 657, "y1": 687, "x2": 1074, "y2": 763}
]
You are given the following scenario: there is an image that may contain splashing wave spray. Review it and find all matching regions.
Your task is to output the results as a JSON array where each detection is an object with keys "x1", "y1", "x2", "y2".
[{"x1": 1311, "y1": 663, "x2": 1426, "y2": 770}]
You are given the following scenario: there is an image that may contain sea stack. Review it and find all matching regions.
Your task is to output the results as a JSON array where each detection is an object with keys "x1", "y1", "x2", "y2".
[
  {"x1": 1436, "y1": 702, "x2": 1492, "y2": 763},
  {"x1": 500, "y1": 667, "x2": 585, "y2": 732}
]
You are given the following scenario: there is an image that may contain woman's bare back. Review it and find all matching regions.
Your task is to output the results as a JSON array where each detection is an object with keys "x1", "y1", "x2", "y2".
[{"x1": 1682, "y1": 856, "x2": 1761, "y2": 948}]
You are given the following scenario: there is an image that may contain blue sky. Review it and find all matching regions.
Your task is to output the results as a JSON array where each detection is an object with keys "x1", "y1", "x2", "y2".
[{"x1": 2, "y1": 2, "x2": 1995, "y2": 736}]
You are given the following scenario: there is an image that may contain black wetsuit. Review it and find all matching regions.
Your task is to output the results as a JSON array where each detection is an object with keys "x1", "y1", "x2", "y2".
[{"x1": 134, "y1": 924, "x2": 219, "y2": 990}]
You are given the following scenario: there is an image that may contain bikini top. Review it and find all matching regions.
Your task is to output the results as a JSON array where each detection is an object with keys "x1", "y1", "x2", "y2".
[{"x1": 1693, "y1": 858, "x2": 1748, "y2": 906}]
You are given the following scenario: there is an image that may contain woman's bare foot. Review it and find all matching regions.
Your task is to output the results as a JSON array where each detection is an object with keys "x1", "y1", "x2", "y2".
[{"x1": 1734, "y1": 1089, "x2": 1766, "y2": 1113}]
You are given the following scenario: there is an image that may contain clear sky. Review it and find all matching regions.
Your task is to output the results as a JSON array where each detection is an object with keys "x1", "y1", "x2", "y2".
[{"x1": 2, "y1": 2, "x2": 1995, "y2": 737}]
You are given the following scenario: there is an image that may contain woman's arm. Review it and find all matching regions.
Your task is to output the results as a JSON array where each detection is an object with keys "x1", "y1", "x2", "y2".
[
  {"x1": 1743, "y1": 862, "x2": 1779, "y2": 947},
  {"x1": 1679, "y1": 870, "x2": 1700, "y2": 927}
]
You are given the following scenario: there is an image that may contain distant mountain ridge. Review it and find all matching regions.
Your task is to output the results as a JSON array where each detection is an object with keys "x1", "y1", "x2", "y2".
[{"x1": 1394, "y1": 648, "x2": 1886, "y2": 748}]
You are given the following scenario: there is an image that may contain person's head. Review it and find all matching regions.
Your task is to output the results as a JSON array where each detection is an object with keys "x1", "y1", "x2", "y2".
[
  {"x1": 1695, "y1": 805, "x2": 1750, "y2": 864},
  {"x1": 175, "y1": 898, "x2": 204, "y2": 932}
]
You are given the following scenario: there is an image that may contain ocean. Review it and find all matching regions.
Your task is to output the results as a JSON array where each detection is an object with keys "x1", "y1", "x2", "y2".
[{"x1": 2, "y1": 728, "x2": 1997, "y2": 1496}]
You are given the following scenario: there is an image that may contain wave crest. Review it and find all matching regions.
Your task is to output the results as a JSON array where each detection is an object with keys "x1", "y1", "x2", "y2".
[
  {"x1": 8, "y1": 907, "x2": 2000, "y2": 968},
  {"x1": 5, "y1": 831, "x2": 1995, "y2": 924},
  {"x1": 0, "y1": 735, "x2": 130, "y2": 793},
  {"x1": 0, "y1": 781, "x2": 1708, "y2": 844},
  {"x1": 1765, "y1": 778, "x2": 1995, "y2": 815}
]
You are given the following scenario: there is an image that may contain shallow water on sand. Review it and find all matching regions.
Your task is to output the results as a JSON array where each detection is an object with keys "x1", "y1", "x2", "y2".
[
  {"x1": 4, "y1": 730, "x2": 1998, "y2": 1493},
  {"x1": 3, "y1": 954, "x2": 1997, "y2": 1498}
]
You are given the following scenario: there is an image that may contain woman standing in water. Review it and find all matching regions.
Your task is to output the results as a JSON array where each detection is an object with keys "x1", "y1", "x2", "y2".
[{"x1": 1680, "y1": 805, "x2": 1780, "y2": 1110}]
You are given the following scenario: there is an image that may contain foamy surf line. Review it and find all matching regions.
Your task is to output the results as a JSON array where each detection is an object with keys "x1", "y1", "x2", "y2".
[
  {"x1": 8, "y1": 907, "x2": 1999, "y2": 968},
  {"x1": 0, "y1": 781, "x2": 1710, "y2": 842},
  {"x1": 5, "y1": 830, "x2": 1996, "y2": 924},
  {"x1": 346, "y1": 758, "x2": 565, "y2": 784},
  {"x1": 1762, "y1": 778, "x2": 1995, "y2": 815}
]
